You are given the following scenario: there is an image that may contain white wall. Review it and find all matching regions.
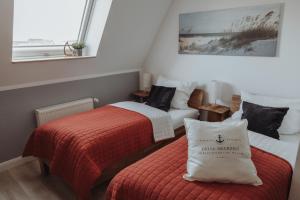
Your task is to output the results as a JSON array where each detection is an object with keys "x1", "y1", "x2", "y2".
[
  {"x1": 0, "y1": 0, "x2": 173, "y2": 88},
  {"x1": 144, "y1": 0, "x2": 300, "y2": 105}
]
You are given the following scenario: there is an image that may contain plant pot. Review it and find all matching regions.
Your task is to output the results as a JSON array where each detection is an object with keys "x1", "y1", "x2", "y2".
[{"x1": 74, "y1": 49, "x2": 83, "y2": 56}]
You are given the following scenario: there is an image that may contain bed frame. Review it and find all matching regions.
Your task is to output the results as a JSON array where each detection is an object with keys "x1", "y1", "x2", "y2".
[{"x1": 39, "y1": 89, "x2": 205, "y2": 187}]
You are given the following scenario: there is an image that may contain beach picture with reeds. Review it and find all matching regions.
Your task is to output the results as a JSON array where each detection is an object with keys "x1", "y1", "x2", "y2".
[{"x1": 179, "y1": 4, "x2": 282, "y2": 57}]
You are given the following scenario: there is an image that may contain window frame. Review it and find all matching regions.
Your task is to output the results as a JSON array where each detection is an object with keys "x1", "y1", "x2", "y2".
[{"x1": 12, "y1": 0, "x2": 96, "y2": 60}]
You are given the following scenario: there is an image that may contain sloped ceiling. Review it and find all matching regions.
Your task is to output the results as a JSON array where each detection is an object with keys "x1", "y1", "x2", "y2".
[{"x1": 0, "y1": 0, "x2": 173, "y2": 87}]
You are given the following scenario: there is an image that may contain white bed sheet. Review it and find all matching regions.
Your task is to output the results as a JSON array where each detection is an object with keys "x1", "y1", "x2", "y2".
[
  {"x1": 113, "y1": 102, "x2": 198, "y2": 135},
  {"x1": 112, "y1": 102, "x2": 175, "y2": 142},
  {"x1": 248, "y1": 131, "x2": 300, "y2": 168},
  {"x1": 226, "y1": 116, "x2": 300, "y2": 168},
  {"x1": 168, "y1": 108, "x2": 199, "y2": 129}
]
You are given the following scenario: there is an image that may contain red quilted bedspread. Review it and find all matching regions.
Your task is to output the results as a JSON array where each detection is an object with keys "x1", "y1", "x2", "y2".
[
  {"x1": 23, "y1": 105, "x2": 153, "y2": 200},
  {"x1": 107, "y1": 136, "x2": 293, "y2": 200}
]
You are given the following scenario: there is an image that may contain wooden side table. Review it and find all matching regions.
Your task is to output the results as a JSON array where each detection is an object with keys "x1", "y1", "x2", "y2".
[
  {"x1": 198, "y1": 104, "x2": 230, "y2": 122},
  {"x1": 131, "y1": 90, "x2": 150, "y2": 103}
]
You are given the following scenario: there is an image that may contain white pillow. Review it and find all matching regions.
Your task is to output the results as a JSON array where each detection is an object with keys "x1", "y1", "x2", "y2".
[
  {"x1": 183, "y1": 118, "x2": 262, "y2": 186},
  {"x1": 156, "y1": 76, "x2": 196, "y2": 109},
  {"x1": 239, "y1": 91, "x2": 300, "y2": 135}
]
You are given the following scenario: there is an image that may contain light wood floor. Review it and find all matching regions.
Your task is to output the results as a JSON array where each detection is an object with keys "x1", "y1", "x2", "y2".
[{"x1": 0, "y1": 160, "x2": 107, "y2": 200}]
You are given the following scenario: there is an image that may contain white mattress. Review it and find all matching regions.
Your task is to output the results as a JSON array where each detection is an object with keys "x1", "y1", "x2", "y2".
[{"x1": 168, "y1": 108, "x2": 199, "y2": 129}]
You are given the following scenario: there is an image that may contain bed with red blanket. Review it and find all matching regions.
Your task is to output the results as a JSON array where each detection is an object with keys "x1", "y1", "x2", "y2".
[
  {"x1": 107, "y1": 136, "x2": 293, "y2": 200},
  {"x1": 23, "y1": 89, "x2": 204, "y2": 200},
  {"x1": 23, "y1": 105, "x2": 156, "y2": 199}
]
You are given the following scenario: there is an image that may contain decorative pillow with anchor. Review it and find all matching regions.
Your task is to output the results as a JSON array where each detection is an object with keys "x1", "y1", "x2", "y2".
[{"x1": 183, "y1": 119, "x2": 262, "y2": 186}]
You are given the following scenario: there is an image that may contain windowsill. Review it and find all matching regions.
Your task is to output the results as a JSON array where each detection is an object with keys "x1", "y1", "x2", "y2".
[{"x1": 12, "y1": 55, "x2": 96, "y2": 64}]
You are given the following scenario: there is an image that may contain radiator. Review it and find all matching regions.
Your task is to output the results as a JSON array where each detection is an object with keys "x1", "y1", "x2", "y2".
[{"x1": 35, "y1": 98, "x2": 95, "y2": 127}]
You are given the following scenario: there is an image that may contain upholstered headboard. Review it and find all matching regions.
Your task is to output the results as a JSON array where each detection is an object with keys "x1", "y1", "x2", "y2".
[
  {"x1": 188, "y1": 89, "x2": 204, "y2": 109},
  {"x1": 230, "y1": 95, "x2": 241, "y2": 114}
]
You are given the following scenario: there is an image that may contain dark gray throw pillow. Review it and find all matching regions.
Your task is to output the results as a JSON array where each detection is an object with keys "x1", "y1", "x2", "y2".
[
  {"x1": 146, "y1": 85, "x2": 176, "y2": 112},
  {"x1": 242, "y1": 101, "x2": 289, "y2": 140}
]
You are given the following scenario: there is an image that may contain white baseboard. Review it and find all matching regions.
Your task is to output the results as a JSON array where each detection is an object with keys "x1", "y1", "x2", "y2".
[{"x1": 0, "y1": 156, "x2": 36, "y2": 173}]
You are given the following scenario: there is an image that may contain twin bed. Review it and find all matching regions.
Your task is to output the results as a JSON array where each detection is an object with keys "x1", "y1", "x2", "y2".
[
  {"x1": 107, "y1": 96, "x2": 300, "y2": 200},
  {"x1": 23, "y1": 89, "x2": 300, "y2": 200},
  {"x1": 23, "y1": 89, "x2": 204, "y2": 200},
  {"x1": 107, "y1": 134, "x2": 294, "y2": 200}
]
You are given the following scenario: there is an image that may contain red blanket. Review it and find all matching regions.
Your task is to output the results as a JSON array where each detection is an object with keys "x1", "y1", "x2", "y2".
[
  {"x1": 23, "y1": 105, "x2": 153, "y2": 200},
  {"x1": 107, "y1": 136, "x2": 293, "y2": 200}
]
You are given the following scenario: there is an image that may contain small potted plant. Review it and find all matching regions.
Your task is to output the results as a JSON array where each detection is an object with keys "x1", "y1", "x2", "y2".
[{"x1": 71, "y1": 42, "x2": 86, "y2": 56}]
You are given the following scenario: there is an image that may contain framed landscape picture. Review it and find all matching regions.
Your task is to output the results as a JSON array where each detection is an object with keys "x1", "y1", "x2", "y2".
[{"x1": 179, "y1": 4, "x2": 283, "y2": 57}]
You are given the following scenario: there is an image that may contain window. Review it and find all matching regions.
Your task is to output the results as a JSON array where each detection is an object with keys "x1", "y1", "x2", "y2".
[{"x1": 12, "y1": 0, "x2": 95, "y2": 60}]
